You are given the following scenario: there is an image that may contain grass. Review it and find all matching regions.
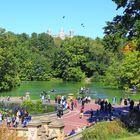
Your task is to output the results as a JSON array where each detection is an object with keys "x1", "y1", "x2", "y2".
[
  {"x1": 115, "y1": 135, "x2": 140, "y2": 140},
  {"x1": 83, "y1": 120, "x2": 134, "y2": 140}
]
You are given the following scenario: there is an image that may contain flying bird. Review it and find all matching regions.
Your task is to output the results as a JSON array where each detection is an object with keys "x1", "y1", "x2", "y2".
[{"x1": 81, "y1": 23, "x2": 85, "y2": 28}]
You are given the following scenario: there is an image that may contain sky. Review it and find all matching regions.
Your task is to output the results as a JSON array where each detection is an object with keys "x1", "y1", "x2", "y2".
[{"x1": 0, "y1": 0, "x2": 123, "y2": 39}]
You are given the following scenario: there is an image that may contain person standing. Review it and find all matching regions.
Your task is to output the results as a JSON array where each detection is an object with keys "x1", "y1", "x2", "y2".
[
  {"x1": 120, "y1": 97, "x2": 123, "y2": 105},
  {"x1": 81, "y1": 99, "x2": 85, "y2": 109},
  {"x1": 74, "y1": 99, "x2": 77, "y2": 108},
  {"x1": 55, "y1": 96, "x2": 57, "y2": 103},
  {"x1": 108, "y1": 103, "x2": 112, "y2": 113},
  {"x1": 90, "y1": 109, "x2": 94, "y2": 118},
  {"x1": 57, "y1": 104, "x2": 63, "y2": 118},
  {"x1": 129, "y1": 100, "x2": 134, "y2": 110},
  {"x1": 71, "y1": 100, "x2": 74, "y2": 110},
  {"x1": 48, "y1": 94, "x2": 50, "y2": 103},
  {"x1": 80, "y1": 108, "x2": 84, "y2": 119},
  {"x1": 112, "y1": 97, "x2": 116, "y2": 105}
]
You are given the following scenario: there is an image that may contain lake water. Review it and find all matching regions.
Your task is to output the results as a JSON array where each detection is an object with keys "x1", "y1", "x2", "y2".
[{"x1": 0, "y1": 81, "x2": 140, "y2": 101}]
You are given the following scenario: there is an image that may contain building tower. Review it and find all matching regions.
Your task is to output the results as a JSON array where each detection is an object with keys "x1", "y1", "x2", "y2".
[
  {"x1": 69, "y1": 29, "x2": 74, "y2": 38},
  {"x1": 47, "y1": 28, "x2": 52, "y2": 36},
  {"x1": 59, "y1": 28, "x2": 65, "y2": 40}
]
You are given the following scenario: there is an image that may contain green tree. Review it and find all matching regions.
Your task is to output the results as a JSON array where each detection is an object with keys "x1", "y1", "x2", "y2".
[
  {"x1": 52, "y1": 36, "x2": 91, "y2": 81},
  {"x1": 103, "y1": 0, "x2": 140, "y2": 53},
  {"x1": 86, "y1": 39, "x2": 114, "y2": 77},
  {"x1": 0, "y1": 48, "x2": 20, "y2": 91},
  {"x1": 103, "y1": 51, "x2": 140, "y2": 89}
]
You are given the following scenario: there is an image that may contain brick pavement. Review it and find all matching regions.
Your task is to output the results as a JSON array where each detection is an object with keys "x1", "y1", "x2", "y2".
[{"x1": 58, "y1": 101, "x2": 99, "y2": 135}]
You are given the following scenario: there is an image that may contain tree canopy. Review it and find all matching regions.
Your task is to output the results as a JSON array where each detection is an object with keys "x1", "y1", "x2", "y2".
[
  {"x1": 103, "y1": 0, "x2": 140, "y2": 52},
  {"x1": 0, "y1": 0, "x2": 140, "y2": 91},
  {"x1": 102, "y1": 0, "x2": 140, "y2": 89}
]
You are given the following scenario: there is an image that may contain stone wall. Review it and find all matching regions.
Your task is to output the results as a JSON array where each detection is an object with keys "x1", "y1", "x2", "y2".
[
  {"x1": 10, "y1": 116, "x2": 65, "y2": 140},
  {"x1": 9, "y1": 115, "x2": 84, "y2": 140}
]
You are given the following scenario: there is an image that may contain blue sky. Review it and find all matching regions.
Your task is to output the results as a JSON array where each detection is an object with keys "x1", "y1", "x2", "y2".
[{"x1": 0, "y1": 0, "x2": 123, "y2": 38}]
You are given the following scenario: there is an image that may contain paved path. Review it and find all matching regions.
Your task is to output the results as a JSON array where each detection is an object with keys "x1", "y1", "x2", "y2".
[
  {"x1": 32, "y1": 101, "x2": 99, "y2": 135},
  {"x1": 57, "y1": 101, "x2": 99, "y2": 135},
  {"x1": 54, "y1": 102, "x2": 130, "y2": 135}
]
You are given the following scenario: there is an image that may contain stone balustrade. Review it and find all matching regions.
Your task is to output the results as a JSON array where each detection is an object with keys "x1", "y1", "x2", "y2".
[{"x1": 8, "y1": 115, "x2": 83, "y2": 140}]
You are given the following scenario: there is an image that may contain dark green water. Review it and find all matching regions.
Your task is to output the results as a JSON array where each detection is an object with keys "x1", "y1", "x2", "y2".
[{"x1": 0, "y1": 81, "x2": 140, "y2": 101}]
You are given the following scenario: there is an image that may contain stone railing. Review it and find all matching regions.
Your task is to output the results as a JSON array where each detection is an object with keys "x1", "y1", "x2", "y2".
[
  {"x1": 10, "y1": 127, "x2": 28, "y2": 139},
  {"x1": 9, "y1": 116, "x2": 65, "y2": 140},
  {"x1": 7, "y1": 109, "x2": 75, "y2": 140}
]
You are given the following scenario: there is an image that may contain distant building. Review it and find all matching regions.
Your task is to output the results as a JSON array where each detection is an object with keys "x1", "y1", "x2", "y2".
[
  {"x1": 69, "y1": 30, "x2": 74, "y2": 38},
  {"x1": 47, "y1": 28, "x2": 52, "y2": 36},
  {"x1": 47, "y1": 28, "x2": 74, "y2": 40},
  {"x1": 59, "y1": 28, "x2": 65, "y2": 40}
]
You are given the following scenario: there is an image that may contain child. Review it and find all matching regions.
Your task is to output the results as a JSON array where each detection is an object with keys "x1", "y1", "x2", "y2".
[
  {"x1": 79, "y1": 112, "x2": 83, "y2": 119},
  {"x1": 79, "y1": 107, "x2": 84, "y2": 119}
]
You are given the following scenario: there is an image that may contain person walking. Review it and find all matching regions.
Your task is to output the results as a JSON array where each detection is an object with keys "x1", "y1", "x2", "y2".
[{"x1": 71, "y1": 100, "x2": 74, "y2": 110}]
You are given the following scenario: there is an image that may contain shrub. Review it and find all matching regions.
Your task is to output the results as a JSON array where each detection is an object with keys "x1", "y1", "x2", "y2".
[
  {"x1": 21, "y1": 100, "x2": 34, "y2": 112},
  {"x1": 21, "y1": 100, "x2": 56, "y2": 114}
]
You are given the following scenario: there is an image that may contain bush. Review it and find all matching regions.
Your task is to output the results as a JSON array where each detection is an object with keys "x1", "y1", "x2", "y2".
[
  {"x1": 21, "y1": 100, "x2": 34, "y2": 112},
  {"x1": 83, "y1": 120, "x2": 133, "y2": 140},
  {"x1": 21, "y1": 100, "x2": 56, "y2": 114}
]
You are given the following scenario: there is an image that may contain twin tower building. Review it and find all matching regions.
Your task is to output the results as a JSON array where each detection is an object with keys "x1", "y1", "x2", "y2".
[{"x1": 47, "y1": 28, "x2": 74, "y2": 40}]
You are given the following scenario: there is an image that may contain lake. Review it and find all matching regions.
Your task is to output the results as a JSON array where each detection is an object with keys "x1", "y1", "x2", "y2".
[{"x1": 0, "y1": 81, "x2": 140, "y2": 101}]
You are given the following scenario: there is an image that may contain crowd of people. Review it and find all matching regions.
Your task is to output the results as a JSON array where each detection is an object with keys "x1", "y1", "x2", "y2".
[
  {"x1": 0, "y1": 91, "x2": 140, "y2": 138},
  {"x1": 0, "y1": 108, "x2": 31, "y2": 128},
  {"x1": 95, "y1": 99, "x2": 112, "y2": 113},
  {"x1": 6, "y1": 108, "x2": 31, "y2": 128},
  {"x1": 55, "y1": 95, "x2": 76, "y2": 118},
  {"x1": 54, "y1": 95, "x2": 92, "y2": 119}
]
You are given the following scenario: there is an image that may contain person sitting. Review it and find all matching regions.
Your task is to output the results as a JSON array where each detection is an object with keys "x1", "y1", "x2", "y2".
[
  {"x1": 23, "y1": 119, "x2": 27, "y2": 127},
  {"x1": 7, "y1": 115, "x2": 12, "y2": 127},
  {"x1": 27, "y1": 114, "x2": 31, "y2": 122},
  {"x1": 68, "y1": 129, "x2": 76, "y2": 136}
]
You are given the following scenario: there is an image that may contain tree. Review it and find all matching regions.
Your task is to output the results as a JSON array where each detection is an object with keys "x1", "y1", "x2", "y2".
[
  {"x1": 0, "y1": 48, "x2": 20, "y2": 91},
  {"x1": 86, "y1": 39, "x2": 114, "y2": 77},
  {"x1": 103, "y1": 0, "x2": 140, "y2": 52},
  {"x1": 103, "y1": 51, "x2": 140, "y2": 89},
  {"x1": 52, "y1": 36, "x2": 91, "y2": 81},
  {"x1": 29, "y1": 32, "x2": 54, "y2": 52}
]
